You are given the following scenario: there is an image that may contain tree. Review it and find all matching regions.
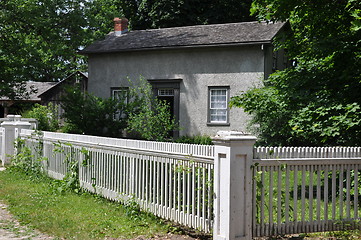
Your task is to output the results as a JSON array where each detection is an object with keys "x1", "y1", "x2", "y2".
[
  {"x1": 230, "y1": 0, "x2": 361, "y2": 146},
  {"x1": 1, "y1": 0, "x2": 254, "y2": 99},
  {"x1": 87, "y1": 0, "x2": 255, "y2": 30},
  {"x1": 0, "y1": 0, "x2": 89, "y2": 98}
]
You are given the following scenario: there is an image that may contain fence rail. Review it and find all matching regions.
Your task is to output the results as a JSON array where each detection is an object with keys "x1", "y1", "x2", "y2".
[
  {"x1": 254, "y1": 146, "x2": 361, "y2": 159},
  {"x1": 3, "y1": 125, "x2": 359, "y2": 239},
  {"x1": 21, "y1": 129, "x2": 214, "y2": 159},
  {"x1": 20, "y1": 129, "x2": 214, "y2": 233}
]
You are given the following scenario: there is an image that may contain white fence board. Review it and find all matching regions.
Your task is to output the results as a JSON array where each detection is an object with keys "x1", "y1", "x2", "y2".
[
  {"x1": 20, "y1": 129, "x2": 214, "y2": 233},
  {"x1": 16, "y1": 129, "x2": 361, "y2": 237},
  {"x1": 253, "y1": 157, "x2": 361, "y2": 237},
  {"x1": 0, "y1": 127, "x2": 3, "y2": 161},
  {"x1": 254, "y1": 146, "x2": 361, "y2": 159}
]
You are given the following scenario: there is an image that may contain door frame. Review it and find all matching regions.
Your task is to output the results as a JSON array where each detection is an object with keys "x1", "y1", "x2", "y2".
[{"x1": 147, "y1": 79, "x2": 182, "y2": 138}]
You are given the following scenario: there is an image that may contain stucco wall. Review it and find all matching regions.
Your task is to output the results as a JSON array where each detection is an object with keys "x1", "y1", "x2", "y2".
[{"x1": 87, "y1": 45, "x2": 265, "y2": 137}]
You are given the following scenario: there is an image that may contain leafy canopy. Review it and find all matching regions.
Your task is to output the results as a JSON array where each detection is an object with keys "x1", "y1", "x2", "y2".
[
  {"x1": 1, "y1": 0, "x2": 255, "y2": 98},
  {"x1": 230, "y1": 0, "x2": 361, "y2": 146},
  {"x1": 0, "y1": 0, "x2": 90, "y2": 98}
]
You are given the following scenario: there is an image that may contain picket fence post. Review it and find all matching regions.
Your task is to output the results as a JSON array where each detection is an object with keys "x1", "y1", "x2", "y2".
[
  {"x1": 0, "y1": 115, "x2": 32, "y2": 166},
  {"x1": 213, "y1": 131, "x2": 257, "y2": 240}
]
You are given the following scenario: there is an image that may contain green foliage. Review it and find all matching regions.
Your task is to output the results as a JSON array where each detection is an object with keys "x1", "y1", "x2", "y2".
[
  {"x1": 61, "y1": 85, "x2": 139, "y2": 137},
  {"x1": 289, "y1": 103, "x2": 361, "y2": 146},
  {"x1": 126, "y1": 79, "x2": 179, "y2": 142},
  {"x1": 52, "y1": 141, "x2": 91, "y2": 193},
  {"x1": 175, "y1": 135, "x2": 213, "y2": 145},
  {"x1": 0, "y1": 0, "x2": 90, "y2": 98},
  {"x1": 61, "y1": 79, "x2": 178, "y2": 141},
  {"x1": 1, "y1": 0, "x2": 254, "y2": 99},
  {"x1": 11, "y1": 132, "x2": 47, "y2": 178},
  {"x1": 230, "y1": 87, "x2": 291, "y2": 146},
  {"x1": 11, "y1": 139, "x2": 42, "y2": 175},
  {"x1": 231, "y1": 0, "x2": 361, "y2": 146},
  {"x1": 87, "y1": 0, "x2": 255, "y2": 31},
  {"x1": 22, "y1": 103, "x2": 59, "y2": 132}
]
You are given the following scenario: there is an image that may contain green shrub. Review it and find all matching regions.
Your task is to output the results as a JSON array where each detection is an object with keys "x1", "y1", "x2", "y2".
[
  {"x1": 61, "y1": 79, "x2": 179, "y2": 141},
  {"x1": 22, "y1": 103, "x2": 59, "y2": 131},
  {"x1": 175, "y1": 135, "x2": 213, "y2": 145},
  {"x1": 61, "y1": 85, "x2": 141, "y2": 137},
  {"x1": 126, "y1": 78, "x2": 179, "y2": 142}
]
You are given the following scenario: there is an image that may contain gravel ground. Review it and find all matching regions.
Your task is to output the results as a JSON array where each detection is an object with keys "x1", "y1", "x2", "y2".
[{"x1": 0, "y1": 202, "x2": 54, "y2": 240}]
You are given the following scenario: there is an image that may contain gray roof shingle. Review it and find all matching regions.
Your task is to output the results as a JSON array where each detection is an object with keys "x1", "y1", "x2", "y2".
[
  {"x1": 0, "y1": 82, "x2": 57, "y2": 101},
  {"x1": 80, "y1": 21, "x2": 286, "y2": 54}
]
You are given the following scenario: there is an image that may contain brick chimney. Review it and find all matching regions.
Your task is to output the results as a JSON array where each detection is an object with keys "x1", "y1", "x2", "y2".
[{"x1": 114, "y1": 17, "x2": 128, "y2": 36}]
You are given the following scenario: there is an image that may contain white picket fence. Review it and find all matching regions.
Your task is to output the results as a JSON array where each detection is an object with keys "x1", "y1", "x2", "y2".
[
  {"x1": 0, "y1": 120, "x2": 359, "y2": 239},
  {"x1": 254, "y1": 146, "x2": 361, "y2": 159},
  {"x1": 0, "y1": 128, "x2": 3, "y2": 160},
  {"x1": 20, "y1": 129, "x2": 215, "y2": 233},
  {"x1": 252, "y1": 147, "x2": 361, "y2": 237}
]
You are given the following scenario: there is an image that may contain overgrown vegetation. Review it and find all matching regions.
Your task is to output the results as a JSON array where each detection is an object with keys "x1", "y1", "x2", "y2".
[
  {"x1": 230, "y1": 0, "x2": 361, "y2": 146},
  {"x1": 21, "y1": 103, "x2": 59, "y2": 131},
  {"x1": 175, "y1": 135, "x2": 213, "y2": 145},
  {"x1": 126, "y1": 78, "x2": 179, "y2": 142},
  {"x1": 60, "y1": 85, "x2": 139, "y2": 137},
  {"x1": 61, "y1": 79, "x2": 180, "y2": 142}
]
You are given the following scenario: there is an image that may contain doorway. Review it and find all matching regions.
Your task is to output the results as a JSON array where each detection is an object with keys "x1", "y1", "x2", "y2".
[{"x1": 148, "y1": 79, "x2": 182, "y2": 138}]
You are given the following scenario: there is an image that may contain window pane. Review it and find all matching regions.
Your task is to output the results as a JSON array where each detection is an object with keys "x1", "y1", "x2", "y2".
[
  {"x1": 211, "y1": 101, "x2": 226, "y2": 109},
  {"x1": 112, "y1": 89, "x2": 128, "y2": 120},
  {"x1": 209, "y1": 88, "x2": 228, "y2": 123},
  {"x1": 158, "y1": 88, "x2": 174, "y2": 96},
  {"x1": 112, "y1": 90, "x2": 128, "y2": 103}
]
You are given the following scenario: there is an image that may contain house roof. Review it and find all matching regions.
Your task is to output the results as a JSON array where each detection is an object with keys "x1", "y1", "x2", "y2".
[
  {"x1": 0, "y1": 82, "x2": 57, "y2": 102},
  {"x1": 38, "y1": 71, "x2": 88, "y2": 98},
  {"x1": 80, "y1": 21, "x2": 286, "y2": 54}
]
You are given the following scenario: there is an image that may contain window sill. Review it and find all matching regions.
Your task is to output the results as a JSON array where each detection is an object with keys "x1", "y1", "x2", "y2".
[{"x1": 207, "y1": 122, "x2": 230, "y2": 126}]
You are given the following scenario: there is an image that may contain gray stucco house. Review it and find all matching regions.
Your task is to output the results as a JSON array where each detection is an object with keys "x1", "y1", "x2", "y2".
[{"x1": 80, "y1": 19, "x2": 288, "y2": 137}]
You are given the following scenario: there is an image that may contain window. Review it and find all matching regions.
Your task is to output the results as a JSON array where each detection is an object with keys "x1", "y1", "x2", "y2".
[
  {"x1": 111, "y1": 88, "x2": 128, "y2": 120},
  {"x1": 208, "y1": 87, "x2": 229, "y2": 124},
  {"x1": 111, "y1": 88, "x2": 128, "y2": 102},
  {"x1": 158, "y1": 88, "x2": 174, "y2": 96}
]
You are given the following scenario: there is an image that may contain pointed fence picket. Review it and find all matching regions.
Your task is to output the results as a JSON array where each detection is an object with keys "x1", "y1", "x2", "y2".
[
  {"x1": 20, "y1": 129, "x2": 214, "y2": 233},
  {"x1": 16, "y1": 128, "x2": 361, "y2": 238},
  {"x1": 252, "y1": 146, "x2": 361, "y2": 237}
]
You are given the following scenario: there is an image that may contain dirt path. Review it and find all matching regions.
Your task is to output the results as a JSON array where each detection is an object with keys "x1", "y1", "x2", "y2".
[
  {"x1": 0, "y1": 202, "x2": 55, "y2": 240},
  {"x1": 0, "y1": 167, "x2": 54, "y2": 239}
]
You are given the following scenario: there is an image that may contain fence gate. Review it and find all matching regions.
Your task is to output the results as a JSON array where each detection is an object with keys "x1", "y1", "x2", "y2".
[{"x1": 252, "y1": 147, "x2": 361, "y2": 237}]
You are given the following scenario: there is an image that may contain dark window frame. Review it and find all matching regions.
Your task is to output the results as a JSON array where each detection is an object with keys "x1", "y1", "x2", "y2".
[{"x1": 110, "y1": 87, "x2": 129, "y2": 120}]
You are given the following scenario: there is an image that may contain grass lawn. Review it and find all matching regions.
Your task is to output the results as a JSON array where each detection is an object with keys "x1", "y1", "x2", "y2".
[{"x1": 0, "y1": 167, "x2": 175, "y2": 239}]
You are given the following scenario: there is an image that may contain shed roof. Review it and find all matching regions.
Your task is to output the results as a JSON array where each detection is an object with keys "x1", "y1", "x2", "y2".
[
  {"x1": 38, "y1": 71, "x2": 88, "y2": 98},
  {"x1": 80, "y1": 21, "x2": 286, "y2": 54},
  {"x1": 0, "y1": 82, "x2": 57, "y2": 102}
]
